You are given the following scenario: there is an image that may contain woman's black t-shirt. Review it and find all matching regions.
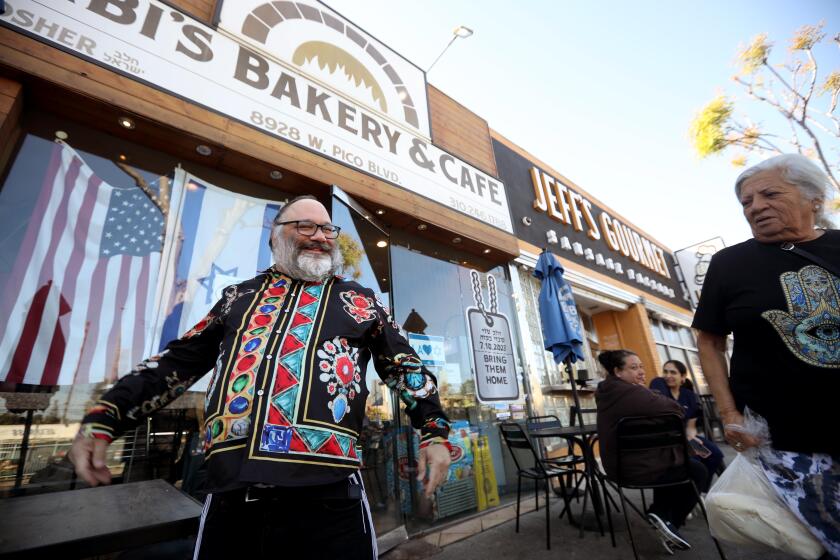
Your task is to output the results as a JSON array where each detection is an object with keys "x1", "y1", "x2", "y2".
[{"x1": 691, "y1": 230, "x2": 840, "y2": 456}]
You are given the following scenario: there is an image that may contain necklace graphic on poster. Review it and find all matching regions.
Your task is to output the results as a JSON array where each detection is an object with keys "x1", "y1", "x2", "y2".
[{"x1": 466, "y1": 270, "x2": 520, "y2": 403}]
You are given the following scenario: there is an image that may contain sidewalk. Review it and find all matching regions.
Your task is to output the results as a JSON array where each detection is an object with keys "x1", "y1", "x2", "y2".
[{"x1": 383, "y1": 445, "x2": 800, "y2": 560}]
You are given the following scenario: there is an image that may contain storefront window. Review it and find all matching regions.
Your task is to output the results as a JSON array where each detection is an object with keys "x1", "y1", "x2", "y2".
[
  {"x1": 389, "y1": 238, "x2": 526, "y2": 530},
  {"x1": 650, "y1": 317, "x2": 707, "y2": 394},
  {"x1": 679, "y1": 327, "x2": 696, "y2": 348},
  {"x1": 0, "y1": 131, "x2": 172, "y2": 496},
  {"x1": 0, "y1": 115, "x2": 295, "y2": 499},
  {"x1": 514, "y1": 266, "x2": 599, "y2": 427},
  {"x1": 656, "y1": 344, "x2": 670, "y2": 369}
]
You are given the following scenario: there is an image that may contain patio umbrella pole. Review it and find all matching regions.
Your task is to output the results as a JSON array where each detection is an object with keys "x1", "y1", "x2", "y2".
[{"x1": 565, "y1": 357, "x2": 585, "y2": 428}]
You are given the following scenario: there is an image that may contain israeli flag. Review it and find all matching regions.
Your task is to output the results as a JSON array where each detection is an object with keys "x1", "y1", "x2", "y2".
[{"x1": 149, "y1": 170, "x2": 282, "y2": 384}]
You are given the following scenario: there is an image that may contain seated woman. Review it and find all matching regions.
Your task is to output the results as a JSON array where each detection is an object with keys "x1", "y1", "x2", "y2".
[
  {"x1": 596, "y1": 349, "x2": 708, "y2": 552},
  {"x1": 650, "y1": 360, "x2": 724, "y2": 490}
]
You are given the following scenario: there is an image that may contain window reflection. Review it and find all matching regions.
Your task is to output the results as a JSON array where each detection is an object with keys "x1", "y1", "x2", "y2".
[
  {"x1": 0, "y1": 117, "x2": 297, "y2": 499},
  {"x1": 389, "y1": 241, "x2": 525, "y2": 528},
  {"x1": 330, "y1": 196, "x2": 402, "y2": 537}
]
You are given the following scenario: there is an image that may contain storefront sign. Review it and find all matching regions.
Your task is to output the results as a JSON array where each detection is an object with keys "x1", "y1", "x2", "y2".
[
  {"x1": 407, "y1": 333, "x2": 446, "y2": 367},
  {"x1": 493, "y1": 139, "x2": 690, "y2": 307},
  {"x1": 217, "y1": 0, "x2": 430, "y2": 138},
  {"x1": 674, "y1": 237, "x2": 725, "y2": 308},
  {"x1": 466, "y1": 309, "x2": 519, "y2": 403},
  {"x1": 0, "y1": 0, "x2": 513, "y2": 233}
]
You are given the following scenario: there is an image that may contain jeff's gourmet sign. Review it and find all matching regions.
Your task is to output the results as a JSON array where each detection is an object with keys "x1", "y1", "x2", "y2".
[
  {"x1": 1, "y1": 0, "x2": 513, "y2": 233},
  {"x1": 493, "y1": 139, "x2": 688, "y2": 306}
]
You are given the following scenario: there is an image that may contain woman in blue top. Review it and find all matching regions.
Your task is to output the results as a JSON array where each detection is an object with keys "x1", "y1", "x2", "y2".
[{"x1": 650, "y1": 360, "x2": 724, "y2": 491}]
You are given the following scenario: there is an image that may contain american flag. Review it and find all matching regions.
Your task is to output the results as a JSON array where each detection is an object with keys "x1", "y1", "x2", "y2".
[{"x1": 0, "y1": 142, "x2": 164, "y2": 385}]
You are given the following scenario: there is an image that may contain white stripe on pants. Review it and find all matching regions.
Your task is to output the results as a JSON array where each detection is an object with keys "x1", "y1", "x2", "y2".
[
  {"x1": 350, "y1": 472, "x2": 378, "y2": 559},
  {"x1": 192, "y1": 493, "x2": 213, "y2": 560}
]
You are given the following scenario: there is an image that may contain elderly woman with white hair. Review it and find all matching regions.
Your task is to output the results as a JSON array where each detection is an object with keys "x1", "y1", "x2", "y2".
[{"x1": 692, "y1": 153, "x2": 839, "y2": 556}]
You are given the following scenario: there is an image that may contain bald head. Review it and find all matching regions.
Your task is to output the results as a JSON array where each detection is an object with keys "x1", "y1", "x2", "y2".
[
  {"x1": 277, "y1": 198, "x2": 331, "y2": 225},
  {"x1": 270, "y1": 196, "x2": 342, "y2": 281}
]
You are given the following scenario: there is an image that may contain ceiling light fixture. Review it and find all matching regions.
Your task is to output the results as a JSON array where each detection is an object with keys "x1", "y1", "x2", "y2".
[
  {"x1": 54, "y1": 130, "x2": 68, "y2": 140},
  {"x1": 269, "y1": 170, "x2": 283, "y2": 180},
  {"x1": 483, "y1": 248, "x2": 491, "y2": 254},
  {"x1": 417, "y1": 224, "x2": 428, "y2": 231},
  {"x1": 375, "y1": 209, "x2": 385, "y2": 215},
  {"x1": 117, "y1": 116, "x2": 135, "y2": 129},
  {"x1": 376, "y1": 240, "x2": 388, "y2": 248},
  {"x1": 452, "y1": 237, "x2": 462, "y2": 244},
  {"x1": 196, "y1": 144, "x2": 212, "y2": 156}
]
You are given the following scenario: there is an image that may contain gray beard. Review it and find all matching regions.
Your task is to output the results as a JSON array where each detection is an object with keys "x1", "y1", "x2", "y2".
[{"x1": 272, "y1": 233, "x2": 343, "y2": 282}]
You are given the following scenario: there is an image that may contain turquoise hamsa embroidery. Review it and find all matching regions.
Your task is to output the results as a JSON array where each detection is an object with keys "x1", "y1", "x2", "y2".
[{"x1": 762, "y1": 265, "x2": 840, "y2": 368}]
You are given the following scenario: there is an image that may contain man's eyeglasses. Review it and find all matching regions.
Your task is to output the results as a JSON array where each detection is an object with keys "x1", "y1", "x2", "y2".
[{"x1": 275, "y1": 220, "x2": 341, "y2": 239}]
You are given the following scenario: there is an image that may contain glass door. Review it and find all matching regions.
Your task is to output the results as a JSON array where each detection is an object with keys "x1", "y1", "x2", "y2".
[{"x1": 329, "y1": 186, "x2": 405, "y2": 552}]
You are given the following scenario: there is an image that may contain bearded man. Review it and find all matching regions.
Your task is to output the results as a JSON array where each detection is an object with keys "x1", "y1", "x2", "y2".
[{"x1": 69, "y1": 195, "x2": 451, "y2": 560}]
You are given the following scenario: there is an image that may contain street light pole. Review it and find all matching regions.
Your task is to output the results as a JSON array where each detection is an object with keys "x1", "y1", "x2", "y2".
[{"x1": 426, "y1": 25, "x2": 474, "y2": 74}]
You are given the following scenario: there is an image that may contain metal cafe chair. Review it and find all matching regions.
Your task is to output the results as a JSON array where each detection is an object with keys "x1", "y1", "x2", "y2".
[
  {"x1": 499, "y1": 422, "x2": 577, "y2": 550},
  {"x1": 526, "y1": 415, "x2": 586, "y2": 502},
  {"x1": 602, "y1": 413, "x2": 727, "y2": 560}
]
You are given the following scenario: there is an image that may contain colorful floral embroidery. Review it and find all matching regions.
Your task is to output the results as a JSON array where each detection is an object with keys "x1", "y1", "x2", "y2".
[
  {"x1": 220, "y1": 284, "x2": 256, "y2": 316},
  {"x1": 340, "y1": 290, "x2": 377, "y2": 323},
  {"x1": 182, "y1": 315, "x2": 216, "y2": 339},
  {"x1": 318, "y1": 336, "x2": 362, "y2": 423},
  {"x1": 380, "y1": 353, "x2": 437, "y2": 410},
  {"x1": 126, "y1": 372, "x2": 189, "y2": 421},
  {"x1": 130, "y1": 350, "x2": 169, "y2": 374},
  {"x1": 374, "y1": 294, "x2": 401, "y2": 331},
  {"x1": 423, "y1": 416, "x2": 451, "y2": 433}
]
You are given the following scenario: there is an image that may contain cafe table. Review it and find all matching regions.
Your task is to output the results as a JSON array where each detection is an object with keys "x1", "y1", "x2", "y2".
[
  {"x1": 527, "y1": 422, "x2": 616, "y2": 537},
  {"x1": 0, "y1": 479, "x2": 202, "y2": 559}
]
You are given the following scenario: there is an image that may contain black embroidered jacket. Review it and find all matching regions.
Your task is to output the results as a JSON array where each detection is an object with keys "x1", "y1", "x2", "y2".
[{"x1": 81, "y1": 269, "x2": 450, "y2": 490}]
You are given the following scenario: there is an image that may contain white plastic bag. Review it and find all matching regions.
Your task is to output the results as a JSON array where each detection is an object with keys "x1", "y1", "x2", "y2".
[{"x1": 704, "y1": 409, "x2": 825, "y2": 559}]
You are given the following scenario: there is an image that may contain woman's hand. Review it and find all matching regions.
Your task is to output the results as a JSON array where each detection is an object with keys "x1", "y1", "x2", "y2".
[
  {"x1": 686, "y1": 424, "x2": 698, "y2": 441},
  {"x1": 721, "y1": 409, "x2": 762, "y2": 452}
]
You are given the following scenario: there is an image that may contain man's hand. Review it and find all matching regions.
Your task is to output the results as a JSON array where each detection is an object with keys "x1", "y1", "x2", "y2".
[
  {"x1": 416, "y1": 442, "x2": 451, "y2": 498},
  {"x1": 68, "y1": 431, "x2": 112, "y2": 486},
  {"x1": 721, "y1": 410, "x2": 762, "y2": 452}
]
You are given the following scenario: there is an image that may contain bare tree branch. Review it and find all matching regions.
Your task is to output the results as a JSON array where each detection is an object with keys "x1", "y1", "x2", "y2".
[
  {"x1": 797, "y1": 122, "x2": 840, "y2": 189},
  {"x1": 763, "y1": 60, "x2": 804, "y2": 103},
  {"x1": 805, "y1": 114, "x2": 839, "y2": 137},
  {"x1": 804, "y1": 49, "x2": 818, "y2": 115}
]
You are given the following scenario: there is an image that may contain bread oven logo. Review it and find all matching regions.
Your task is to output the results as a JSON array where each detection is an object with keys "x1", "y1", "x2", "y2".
[
  {"x1": 692, "y1": 243, "x2": 717, "y2": 286},
  {"x1": 237, "y1": 1, "x2": 422, "y2": 131}
]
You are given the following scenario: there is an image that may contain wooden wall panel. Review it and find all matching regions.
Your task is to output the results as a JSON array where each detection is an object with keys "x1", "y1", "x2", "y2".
[
  {"x1": 428, "y1": 85, "x2": 497, "y2": 177},
  {"x1": 167, "y1": 0, "x2": 217, "y2": 25},
  {"x1": 593, "y1": 304, "x2": 661, "y2": 385},
  {"x1": 0, "y1": 77, "x2": 23, "y2": 178}
]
